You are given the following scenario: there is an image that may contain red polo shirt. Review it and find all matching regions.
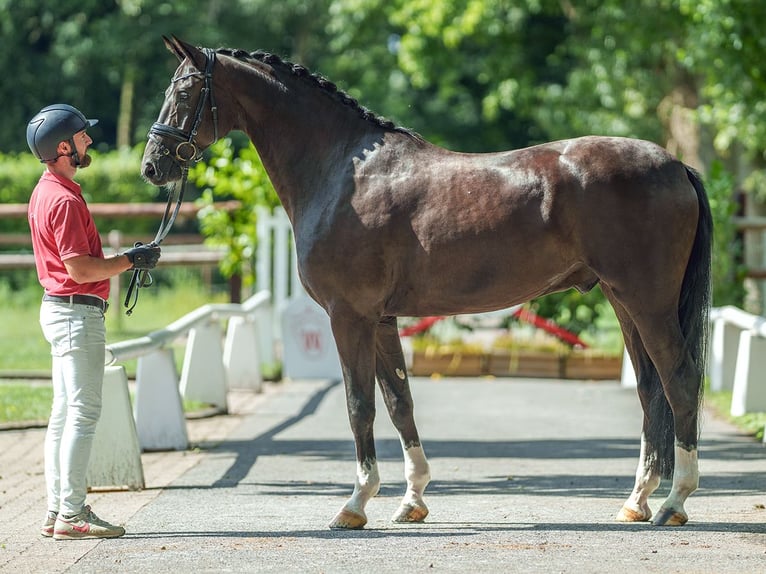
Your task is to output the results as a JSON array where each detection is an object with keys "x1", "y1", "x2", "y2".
[{"x1": 27, "y1": 170, "x2": 110, "y2": 300}]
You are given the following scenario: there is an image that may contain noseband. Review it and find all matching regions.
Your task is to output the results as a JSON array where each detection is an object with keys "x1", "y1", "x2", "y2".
[{"x1": 148, "y1": 47, "x2": 219, "y2": 166}]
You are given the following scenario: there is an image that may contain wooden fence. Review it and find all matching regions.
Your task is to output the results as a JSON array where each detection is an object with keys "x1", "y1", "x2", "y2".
[{"x1": 0, "y1": 201, "x2": 239, "y2": 263}]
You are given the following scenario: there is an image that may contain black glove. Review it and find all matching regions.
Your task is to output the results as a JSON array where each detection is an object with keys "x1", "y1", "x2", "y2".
[{"x1": 124, "y1": 242, "x2": 161, "y2": 270}]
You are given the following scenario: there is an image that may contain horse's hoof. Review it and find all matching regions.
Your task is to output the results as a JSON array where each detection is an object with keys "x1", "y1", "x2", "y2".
[
  {"x1": 392, "y1": 502, "x2": 429, "y2": 523},
  {"x1": 651, "y1": 507, "x2": 688, "y2": 526},
  {"x1": 616, "y1": 505, "x2": 651, "y2": 522},
  {"x1": 329, "y1": 509, "x2": 367, "y2": 529}
]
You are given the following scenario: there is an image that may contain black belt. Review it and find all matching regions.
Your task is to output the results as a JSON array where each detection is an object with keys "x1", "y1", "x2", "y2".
[{"x1": 43, "y1": 294, "x2": 109, "y2": 313}]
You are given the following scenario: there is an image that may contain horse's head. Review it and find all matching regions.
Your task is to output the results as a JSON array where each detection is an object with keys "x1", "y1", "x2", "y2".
[{"x1": 142, "y1": 36, "x2": 221, "y2": 186}]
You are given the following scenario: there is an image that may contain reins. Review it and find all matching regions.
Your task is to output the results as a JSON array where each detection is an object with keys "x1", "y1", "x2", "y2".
[{"x1": 124, "y1": 48, "x2": 218, "y2": 315}]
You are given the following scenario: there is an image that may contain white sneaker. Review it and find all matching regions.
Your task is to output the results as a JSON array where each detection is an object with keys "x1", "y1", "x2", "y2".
[{"x1": 53, "y1": 505, "x2": 125, "y2": 540}]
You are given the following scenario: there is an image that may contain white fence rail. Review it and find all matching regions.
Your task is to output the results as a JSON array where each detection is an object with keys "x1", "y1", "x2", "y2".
[
  {"x1": 622, "y1": 305, "x2": 766, "y2": 422},
  {"x1": 708, "y1": 305, "x2": 766, "y2": 419},
  {"x1": 90, "y1": 207, "x2": 323, "y2": 489},
  {"x1": 90, "y1": 290, "x2": 274, "y2": 489}
]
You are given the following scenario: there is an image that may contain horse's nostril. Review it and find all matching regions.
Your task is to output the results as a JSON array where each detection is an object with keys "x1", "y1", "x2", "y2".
[{"x1": 143, "y1": 163, "x2": 156, "y2": 179}]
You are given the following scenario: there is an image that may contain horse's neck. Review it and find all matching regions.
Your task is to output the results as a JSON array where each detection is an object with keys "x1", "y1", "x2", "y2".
[{"x1": 230, "y1": 64, "x2": 372, "y2": 219}]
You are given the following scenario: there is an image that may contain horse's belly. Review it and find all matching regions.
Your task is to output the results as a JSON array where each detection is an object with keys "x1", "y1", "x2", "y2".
[{"x1": 386, "y1": 255, "x2": 591, "y2": 317}]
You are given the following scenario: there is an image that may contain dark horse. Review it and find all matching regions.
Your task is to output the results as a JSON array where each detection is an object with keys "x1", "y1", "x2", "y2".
[{"x1": 142, "y1": 37, "x2": 712, "y2": 528}]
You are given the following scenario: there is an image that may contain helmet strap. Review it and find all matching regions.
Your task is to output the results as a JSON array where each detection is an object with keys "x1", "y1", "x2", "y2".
[{"x1": 67, "y1": 137, "x2": 81, "y2": 167}]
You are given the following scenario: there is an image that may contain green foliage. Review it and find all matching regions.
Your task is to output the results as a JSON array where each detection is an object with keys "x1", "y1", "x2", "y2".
[
  {"x1": 0, "y1": 147, "x2": 170, "y2": 236},
  {"x1": 706, "y1": 162, "x2": 746, "y2": 306},
  {"x1": 527, "y1": 285, "x2": 619, "y2": 344},
  {"x1": 0, "y1": 147, "x2": 156, "y2": 204},
  {"x1": 3, "y1": 0, "x2": 763, "y2": 327},
  {"x1": 74, "y1": 147, "x2": 161, "y2": 203},
  {"x1": 189, "y1": 138, "x2": 280, "y2": 283},
  {"x1": 678, "y1": 0, "x2": 766, "y2": 159},
  {"x1": 0, "y1": 152, "x2": 48, "y2": 205}
]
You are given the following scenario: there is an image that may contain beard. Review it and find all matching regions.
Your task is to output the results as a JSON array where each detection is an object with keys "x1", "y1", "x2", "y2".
[{"x1": 70, "y1": 153, "x2": 92, "y2": 168}]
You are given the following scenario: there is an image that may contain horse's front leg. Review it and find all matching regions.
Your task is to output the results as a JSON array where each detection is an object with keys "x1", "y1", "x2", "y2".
[
  {"x1": 328, "y1": 312, "x2": 380, "y2": 530},
  {"x1": 375, "y1": 317, "x2": 430, "y2": 523}
]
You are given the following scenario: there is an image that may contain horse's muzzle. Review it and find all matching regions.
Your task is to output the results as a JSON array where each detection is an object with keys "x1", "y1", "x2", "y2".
[{"x1": 141, "y1": 154, "x2": 182, "y2": 186}]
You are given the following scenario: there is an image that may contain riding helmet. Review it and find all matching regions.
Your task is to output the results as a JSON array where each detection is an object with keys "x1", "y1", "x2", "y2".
[{"x1": 26, "y1": 104, "x2": 98, "y2": 162}]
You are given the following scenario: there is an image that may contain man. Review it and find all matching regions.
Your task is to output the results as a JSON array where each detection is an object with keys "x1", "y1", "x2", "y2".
[{"x1": 26, "y1": 104, "x2": 160, "y2": 540}]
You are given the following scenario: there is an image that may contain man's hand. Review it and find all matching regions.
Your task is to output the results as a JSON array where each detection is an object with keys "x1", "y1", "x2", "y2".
[{"x1": 124, "y1": 242, "x2": 161, "y2": 270}]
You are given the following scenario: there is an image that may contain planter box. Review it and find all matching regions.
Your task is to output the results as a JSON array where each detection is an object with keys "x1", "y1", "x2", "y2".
[
  {"x1": 409, "y1": 349, "x2": 622, "y2": 380},
  {"x1": 487, "y1": 350, "x2": 564, "y2": 378},
  {"x1": 565, "y1": 353, "x2": 623, "y2": 380},
  {"x1": 410, "y1": 350, "x2": 486, "y2": 376}
]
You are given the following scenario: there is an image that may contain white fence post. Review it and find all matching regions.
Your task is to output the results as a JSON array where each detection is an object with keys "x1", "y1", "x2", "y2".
[
  {"x1": 256, "y1": 207, "x2": 272, "y2": 295},
  {"x1": 253, "y1": 302, "x2": 275, "y2": 367},
  {"x1": 257, "y1": 208, "x2": 302, "y2": 341},
  {"x1": 224, "y1": 315, "x2": 263, "y2": 391},
  {"x1": 709, "y1": 316, "x2": 741, "y2": 392},
  {"x1": 730, "y1": 330, "x2": 766, "y2": 416},
  {"x1": 87, "y1": 366, "x2": 145, "y2": 489},
  {"x1": 620, "y1": 348, "x2": 636, "y2": 388},
  {"x1": 281, "y1": 294, "x2": 342, "y2": 380},
  {"x1": 134, "y1": 348, "x2": 188, "y2": 451},
  {"x1": 180, "y1": 319, "x2": 229, "y2": 412}
]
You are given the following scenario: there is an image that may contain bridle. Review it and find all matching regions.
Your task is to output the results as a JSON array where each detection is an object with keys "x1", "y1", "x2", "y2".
[
  {"x1": 148, "y1": 48, "x2": 219, "y2": 167},
  {"x1": 125, "y1": 47, "x2": 219, "y2": 315}
]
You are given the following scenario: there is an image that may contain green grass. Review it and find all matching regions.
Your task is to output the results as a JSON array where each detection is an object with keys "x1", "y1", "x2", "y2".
[
  {"x1": 0, "y1": 382, "x2": 214, "y2": 425},
  {"x1": 0, "y1": 383, "x2": 52, "y2": 423},
  {"x1": 705, "y1": 388, "x2": 766, "y2": 442},
  {"x1": 0, "y1": 274, "x2": 253, "y2": 425},
  {"x1": 0, "y1": 275, "x2": 229, "y2": 373}
]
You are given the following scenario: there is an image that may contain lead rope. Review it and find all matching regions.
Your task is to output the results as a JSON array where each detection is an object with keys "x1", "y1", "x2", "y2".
[{"x1": 124, "y1": 168, "x2": 188, "y2": 315}]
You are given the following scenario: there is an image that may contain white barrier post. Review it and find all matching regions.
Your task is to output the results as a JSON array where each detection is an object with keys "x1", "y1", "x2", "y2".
[
  {"x1": 253, "y1": 302, "x2": 275, "y2": 367},
  {"x1": 620, "y1": 347, "x2": 637, "y2": 388},
  {"x1": 223, "y1": 315, "x2": 263, "y2": 391},
  {"x1": 730, "y1": 330, "x2": 766, "y2": 416},
  {"x1": 134, "y1": 348, "x2": 188, "y2": 451},
  {"x1": 709, "y1": 316, "x2": 741, "y2": 392},
  {"x1": 180, "y1": 319, "x2": 229, "y2": 412},
  {"x1": 281, "y1": 294, "x2": 342, "y2": 380},
  {"x1": 87, "y1": 366, "x2": 145, "y2": 490}
]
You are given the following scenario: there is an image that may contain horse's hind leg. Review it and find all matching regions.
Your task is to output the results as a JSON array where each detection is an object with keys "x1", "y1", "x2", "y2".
[
  {"x1": 647, "y1": 336, "x2": 701, "y2": 527},
  {"x1": 607, "y1": 295, "x2": 662, "y2": 522},
  {"x1": 375, "y1": 316, "x2": 431, "y2": 523},
  {"x1": 611, "y1": 291, "x2": 701, "y2": 526}
]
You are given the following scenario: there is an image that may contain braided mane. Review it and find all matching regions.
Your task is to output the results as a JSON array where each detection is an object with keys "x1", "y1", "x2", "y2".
[{"x1": 216, "y1": 47, "x2": 422, "y2": 140}]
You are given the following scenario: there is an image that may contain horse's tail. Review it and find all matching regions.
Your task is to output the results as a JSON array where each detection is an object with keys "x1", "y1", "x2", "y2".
[{"x1": 648, "y1": 166, "x2": 713, "y2": 478}]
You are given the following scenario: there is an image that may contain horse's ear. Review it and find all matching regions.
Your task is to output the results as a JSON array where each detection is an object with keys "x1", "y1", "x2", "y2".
[
  {"x1": 163, "y1": 35, "x2": 186, "y2": 62},
  {"x1": 163, "y1": 35, "x2": 206, "y2": 69}
]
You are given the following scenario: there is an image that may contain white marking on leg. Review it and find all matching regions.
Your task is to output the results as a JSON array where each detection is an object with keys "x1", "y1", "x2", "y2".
[
  {"x1": 402, "y1": 444, "x2": 430, "y2": 503},
  {"x1": 392, "y1": 443, "x2": 431, "y2": 522},
  {"x1": 661, "y1": 443, "x2": 698, "y2": 512},
  {"x1": 619, "y1": 433, "x2": 661, "y2": 520},
  {"x1": 395, "y1": 368, "x2": 406, "y2": 380},
  {"x1": 344, "y1": 459, "x2": 380, "y2": 517}
]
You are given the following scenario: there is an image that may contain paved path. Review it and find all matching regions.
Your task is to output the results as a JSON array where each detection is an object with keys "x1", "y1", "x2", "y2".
[{"x1": 1, "y1": 377, "x2": 764, "y2": 573}]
